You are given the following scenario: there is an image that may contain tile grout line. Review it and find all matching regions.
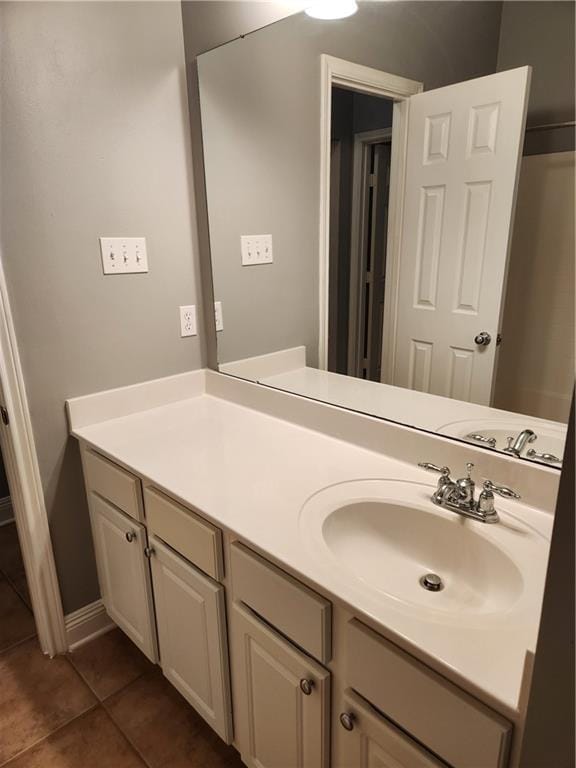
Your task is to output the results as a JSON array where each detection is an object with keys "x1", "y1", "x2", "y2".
[
  {"x1": 67, "y1": 653, "x2": 153, "y2": 706},
  {"x1": 98, "y1": 707, "x2": 152, "y2": 768},
  {"x1": 101, "y1": 696, "x2": 155, "y2": 768},
  {"x1": 0, "y1": 703, "x2": 101, "y2": 768},
  {"x1": 0, "y1": 629, "x2": 38, "y2": 658}
]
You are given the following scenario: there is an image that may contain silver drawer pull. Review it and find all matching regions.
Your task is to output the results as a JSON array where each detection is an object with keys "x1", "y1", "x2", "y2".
[
  {"x1": 125, "y1": 531, "x2": 136, "y2": 543},
  {"x1": 300, "y1": 678, "x2": 314, "y2": 696},
  {"x1": 339, "y1": 712, "x2": 355, "y2": 731}
]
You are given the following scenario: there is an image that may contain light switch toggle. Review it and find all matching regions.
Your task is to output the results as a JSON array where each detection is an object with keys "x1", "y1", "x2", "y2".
[
  {"x1": 241, "y1": 234, "x2": 273, "y2": 266},
  {"x1": 100, "y1": 237, "x2": 148, "y2": 274}
]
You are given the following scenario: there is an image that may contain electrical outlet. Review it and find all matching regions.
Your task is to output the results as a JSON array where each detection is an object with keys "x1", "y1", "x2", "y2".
[
  {"x1": 214, "y1": 301, "x2": 224, "y2": 332},
  {"x1": 241, "y1": 234, "x2": 273, "y2": 266},
  {"x1": 179, "y1": 305, "x2": 197, "y2": 337},
  {"x1": 100, "y1": 237, "x2": 148, "y2": 274}
]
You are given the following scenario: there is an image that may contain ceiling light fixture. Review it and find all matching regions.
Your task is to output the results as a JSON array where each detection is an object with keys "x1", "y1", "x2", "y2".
[{"x1": 305, "y1": 0, "x2": 358, "y2": 20}]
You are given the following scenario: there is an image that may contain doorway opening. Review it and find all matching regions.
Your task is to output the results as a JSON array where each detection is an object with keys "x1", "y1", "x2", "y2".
[
  {"x1": 328, "y1": 86, "x2": 394, "y2": 381},
  {"x1": 0, "y1": 443, "x2": 36, "y2": 650}
]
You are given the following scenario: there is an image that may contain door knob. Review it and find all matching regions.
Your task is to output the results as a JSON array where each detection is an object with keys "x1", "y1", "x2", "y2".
[
  {"x1": 474, "y1": 331, "x2": 492, "y2": 346},
  {"x1": 125, "y1": 531, "x2": 136, "y2": 543},
  {"x1": 299, "y1": 679, "x2": 314, "y2": 695}
]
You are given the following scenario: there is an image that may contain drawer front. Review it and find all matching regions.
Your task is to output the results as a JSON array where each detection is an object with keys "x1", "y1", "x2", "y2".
[
  {"x1": 347, "y1": 619, "x2": 512, "y2": 768},
  {"x1": 83, "y1": 448, "x2": 143, "y2": 522},
  {"x1": 230, "y1": 542, "x2": 332, "y2": 663},
  {"x1": 144, "y1": 486, "x2": 224, "y2": 581}
]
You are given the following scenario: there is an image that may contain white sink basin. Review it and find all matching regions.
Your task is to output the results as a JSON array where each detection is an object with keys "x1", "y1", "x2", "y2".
[{"x1": 300, "y1": 479, "x2": 550, "y2": 626}]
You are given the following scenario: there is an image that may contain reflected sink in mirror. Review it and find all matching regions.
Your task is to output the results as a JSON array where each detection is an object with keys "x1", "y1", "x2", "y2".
[
  {"x1": 300, "y1": 480, "x2": 550, "y2": 625},
  {"x1": 437, "y1": 419, "x2": 566, "y2": 465}
]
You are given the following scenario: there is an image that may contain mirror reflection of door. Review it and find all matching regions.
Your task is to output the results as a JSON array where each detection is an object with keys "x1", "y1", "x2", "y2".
[{"x1": 328, "y1": 67, "x2": 530, "y2": 407}]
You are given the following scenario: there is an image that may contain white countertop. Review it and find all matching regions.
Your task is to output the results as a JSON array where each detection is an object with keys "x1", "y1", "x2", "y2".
[{"x1": 69, "y1": 378, "x2": 553, "y2": 714}]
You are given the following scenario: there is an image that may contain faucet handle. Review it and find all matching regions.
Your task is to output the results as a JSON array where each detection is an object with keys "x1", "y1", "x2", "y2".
[
  {"x1": 418, "y1": 462, "x2": 451, "y2": 477},
  {"x1": 483, "y1": 479, "x2": 521, "y2": 499}
]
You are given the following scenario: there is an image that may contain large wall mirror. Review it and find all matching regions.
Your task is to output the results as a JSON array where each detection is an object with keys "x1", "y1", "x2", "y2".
[{"x1": 198, "y1": 1, "x2": 575, "y2": 469}]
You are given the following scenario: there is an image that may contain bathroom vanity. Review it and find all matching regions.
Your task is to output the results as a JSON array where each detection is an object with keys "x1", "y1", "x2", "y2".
[{"x1": 67, "y1": 370, "x2": 557, "y2": 768}]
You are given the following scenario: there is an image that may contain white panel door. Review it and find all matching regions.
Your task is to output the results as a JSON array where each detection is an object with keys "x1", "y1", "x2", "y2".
[
  {"x1": 337, "y1": 690, "x2": 444, "y2": 768},
  {"x1": 89, "y1": 493, "x2": 158, "y2": 662},
  {"x1": 389, "y1": 66, "x2": 530, "y2": 405},
  {"x1": 231, "y1": 603, "x2": 330, "y2": 768},
  {"x1": 149, "y1": 536, "x2": 233, "y2": 743}
]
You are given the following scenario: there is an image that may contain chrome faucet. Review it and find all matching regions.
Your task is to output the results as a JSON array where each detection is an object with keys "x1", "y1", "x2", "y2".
[
  {"x1": 418, "y1": 462, "x2": 521, "y2": 524},
  {"x1": 503, "y1": 429, "x2": 537, "y2": 457}
]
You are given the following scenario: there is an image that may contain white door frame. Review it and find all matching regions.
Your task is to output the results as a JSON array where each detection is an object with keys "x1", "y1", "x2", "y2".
[
  {"x1": 318, "y1": 54, "x2": 423, "y2": 370},
  {"x1": 0, "y1": 253, "x2": 67, "y2": 655},
  {"x1": 347, "y1": 127, "x2": 393, "y2": 376}
]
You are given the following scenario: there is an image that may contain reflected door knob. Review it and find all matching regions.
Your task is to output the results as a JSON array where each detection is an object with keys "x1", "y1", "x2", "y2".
[{"x1": 474, "y1": 331, "x2": 492, "y2": 346}]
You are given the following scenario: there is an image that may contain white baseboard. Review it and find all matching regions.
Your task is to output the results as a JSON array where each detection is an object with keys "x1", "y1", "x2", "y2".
[
  {"x1": 0, "y1": 495, "x2": 14, "y2": 526},
  {"x1": 65, "y1": 599, "x2": 115, "y2": 651}
]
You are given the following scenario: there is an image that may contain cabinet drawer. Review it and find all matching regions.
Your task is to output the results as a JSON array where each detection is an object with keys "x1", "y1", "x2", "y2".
[
  {"x1": 230, "y1": 542, "x2": 332, "y2": 663},
  {"x1": 144, "y1": 486, "x2": 224, "y2": 581},
  {"x1": 83, "y1": 448, "x2": 143, "y2": 522},
  {"x1": 347, "y1": 619, "x2": 512, "y2": 768}
]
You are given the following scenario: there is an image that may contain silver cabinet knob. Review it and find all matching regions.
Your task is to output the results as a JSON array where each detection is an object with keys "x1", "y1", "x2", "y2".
[
  {"x1": 299, "y1": 678, "x2": 314, "y2": 696},
  {"x1": 125, "y1": 531, "x2": 136, "y2": 543},
  {"x1": 144, "y1": 546, "x2": 155, "y2": 558},
  {"x1": 339, "y1": 712, "x2": 355, "y2": 731},
  {"x1": 474, "y1": 331, "x2": 492, "y2": 346}
]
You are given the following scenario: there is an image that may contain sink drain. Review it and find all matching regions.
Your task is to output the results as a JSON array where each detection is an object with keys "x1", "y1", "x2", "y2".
[{"x1": 419, "y1": 573, "x2": 443, "y2": 592}]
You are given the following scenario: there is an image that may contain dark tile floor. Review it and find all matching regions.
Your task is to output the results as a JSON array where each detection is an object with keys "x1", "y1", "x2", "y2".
[{"x1": 0, "y1": 524, "x2": 244, "y2": 767}]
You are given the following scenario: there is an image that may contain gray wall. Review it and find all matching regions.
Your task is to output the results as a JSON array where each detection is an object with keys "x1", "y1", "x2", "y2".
[
  {"x1": 198, "y1": 1, "x2": 504, "y2": 366},
  {"x1": 180, "y1": 1, "x2": 303, "y2": 372},
  {"x1": 0, "y1": 2, "x2": 202, "y2": 613},
  {"x1": 497, "y1": 1, "x2": 575, "y2": 154}
]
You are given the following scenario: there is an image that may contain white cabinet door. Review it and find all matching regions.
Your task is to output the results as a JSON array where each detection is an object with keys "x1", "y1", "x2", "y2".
[
  {"x1": 149, "y1": 536, "x2": 233, "y2": 743},
  {"x1": 89, "y1": 493, "x2": 158, "y2": 662},
  {"x1": 337, "y1": 689, "x2": 444, "y2": 768},
  {"x1": 388, "y1": 67, "x2": 531, "y2": 405},
  {"x1": 231, "y1": 602, "x2": 330, "y2": 768}
]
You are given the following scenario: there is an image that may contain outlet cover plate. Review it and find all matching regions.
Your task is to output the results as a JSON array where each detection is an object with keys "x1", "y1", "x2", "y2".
[
  {"x1": 214, "y1": 301, "x2": 224, "y2": 332},
  {"x1": 100, "y1": 237, "x2": 148, "y2": 274},
  {"x1": 179, "y1": 305, "x2": 197, "y2": 337},
  {"x1": 241, "y1": 234, "x2": 273, "y2": 266}
]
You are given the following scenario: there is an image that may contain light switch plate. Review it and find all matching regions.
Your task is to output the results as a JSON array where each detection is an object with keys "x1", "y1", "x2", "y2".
[
  {"x1": 214, "y1": 301, "x2": 224, "y2": 332},
  {"x1": 179, "y1": 305, "x2": 197, "y2": 337},
  {"x1": 100, "y1": 237, "x2": 148, "y2": 274},
  {"x1": 241, "y1": 234, "x2": 273, "y2": 266}
]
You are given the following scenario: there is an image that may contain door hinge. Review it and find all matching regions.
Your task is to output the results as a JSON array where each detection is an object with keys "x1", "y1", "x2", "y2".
[{"x1": 1, "y1": 407, "x2": 9, "y2": 426}]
